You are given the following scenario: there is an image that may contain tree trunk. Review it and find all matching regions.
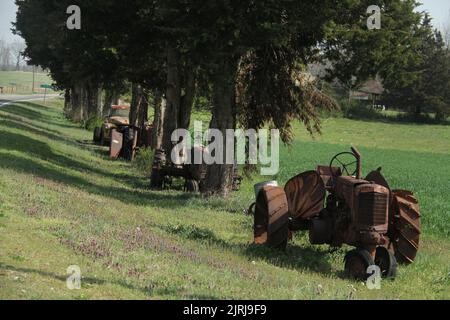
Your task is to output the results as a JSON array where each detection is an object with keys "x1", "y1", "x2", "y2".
[
  {"x1": 162, "y1": 45, "x2": 181, "y2": 154},
  {"x1": 86, "y1": 82, "x2": 102, "y2": 119},
  {"x1": 130, "y1": 83, "x2": 143, "y2": 127},
  {"x1": 152, "y1": 91, "x2": 165, "y2": 150},
  {"x1": 81, "y1": 85, "x2": 89, "y2": 121},
  {"x1": 97, "y1": 86, "x2": 103, "y2": 116},
  {"x1": 414, "y1": 105, "x2": 422, "y2": 120},
  {"x1": 70, "y1": 83, "x2": 86, "y2": 122},
  {"x1": 179, "y1": 67, "x2": 196, "y2": 129},
  {"x1": 435, "y1": 110, "x2": 445, "y2": 123},
  {"x1": 63, "y1": 89, "x2": 71, "y2": 117},
  {"x1": 103, "y1": 88, "x2": 119, "y2": 117},
  {"x1": 201, "y1": 60, "x2": 238, "y2": 197},
  {"x1": 130, "y1": 83, "x2": 149, "y2": 131},
  {"x1": 137, "y1": 91, "x2": 149, "y2": 129}
]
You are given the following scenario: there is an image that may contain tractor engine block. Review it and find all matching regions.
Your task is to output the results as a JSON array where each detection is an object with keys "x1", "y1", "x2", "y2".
[
  {"x1": 309, "y1": 177, "x2": 390, "y2": 248},
  {"x1": 350, "y1": 184, "x2": 389, "y2": 246}
]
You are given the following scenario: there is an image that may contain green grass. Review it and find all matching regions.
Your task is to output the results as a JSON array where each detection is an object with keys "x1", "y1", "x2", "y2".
[
  {"x1": 0, "y1": 100, "x2": 449, "y2": 300},
  {"x1": 0, "y1": 71, "x2": 54, "y2": 94}
]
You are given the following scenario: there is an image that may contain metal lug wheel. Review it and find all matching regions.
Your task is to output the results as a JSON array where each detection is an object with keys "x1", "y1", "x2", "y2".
[
  {"x1": 185, "y1": 180, "x2": 200, "y2": 193},
  {"x1": 150, "y1": 168, "x2": 163, "y2": 189},
  {"x1": 375, "y1": 246, "x2": 397, "y2": 278},
  {"x1": 389, "y1": 190, "x2": 421, "y2": 264},
  {"x1": 122, "y1": 127, "x2": 135, "y2": 161},
  {"x1": 344, "y1": 249, "x2": 375, "y2": 280}
]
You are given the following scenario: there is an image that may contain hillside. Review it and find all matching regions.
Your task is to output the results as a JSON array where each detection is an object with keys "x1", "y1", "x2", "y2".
[{"x1": 0, "y1": 99, "x2": 449, "y2": 299}]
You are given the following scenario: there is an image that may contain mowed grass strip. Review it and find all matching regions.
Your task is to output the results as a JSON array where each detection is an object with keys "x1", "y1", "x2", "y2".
[{"x1": 0, "y1": 100, "x2": 449, "y2": 299}]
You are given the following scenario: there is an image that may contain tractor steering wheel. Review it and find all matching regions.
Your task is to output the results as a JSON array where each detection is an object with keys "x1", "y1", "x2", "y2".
[{"x1": 329, "y1": 152, "x2": 359, "y2": 178}]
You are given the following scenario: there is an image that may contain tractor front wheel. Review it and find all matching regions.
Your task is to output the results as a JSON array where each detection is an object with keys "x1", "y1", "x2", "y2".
[
  {"x1": 185, "y1": 180, "x2": 200, "y2": 193},
  {"x1": 375, "y1": 246, "x2": 397, "y2": 278},
  {"x1": 344, "y1": 249, "x2": 375, "y2": 280}
]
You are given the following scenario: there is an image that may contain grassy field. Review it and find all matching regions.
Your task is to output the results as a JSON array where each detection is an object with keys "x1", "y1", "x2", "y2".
[
  {"x1": 0, "y1": 99, "x2": 449, "y2": 300},
  {"x1": 0, "y1": 71, "x2": 54, "y2": 94}
]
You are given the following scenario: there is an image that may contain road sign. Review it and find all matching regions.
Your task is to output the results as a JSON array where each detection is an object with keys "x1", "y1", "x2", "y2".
[{"x1": 40, "y1": 84, "x2": 53, "y2": 105}]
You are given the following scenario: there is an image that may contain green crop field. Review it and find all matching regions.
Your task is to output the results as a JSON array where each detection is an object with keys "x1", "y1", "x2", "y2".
[
  {"x1": 0, "y1": 99, "x2": 449, "y2": 299},
  {"x1": 0, "y1": 71, "x2": 54, "y2": 95}
]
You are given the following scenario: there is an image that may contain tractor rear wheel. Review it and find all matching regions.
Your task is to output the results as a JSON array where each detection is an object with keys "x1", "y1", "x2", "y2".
[
  {"x1": 150, "y1": 168, "x2": 163, "y2": 189},
  {"x1": 375, "y1": 246, "x2": 397, "y2": 278},
  {"x1": 122, "y1": 127, "x2": 135, "y2": 161},
  {"x1": 344, "y1": 249, "x2": 375, "y2": 280},
  {"x1": 389, "y1": 190, "x2": 421, "y2": 264}
]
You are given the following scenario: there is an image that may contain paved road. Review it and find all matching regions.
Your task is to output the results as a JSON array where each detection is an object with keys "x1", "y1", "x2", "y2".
[{"x1": 0, "y1": 94, "x2": 60, "y2": 107}]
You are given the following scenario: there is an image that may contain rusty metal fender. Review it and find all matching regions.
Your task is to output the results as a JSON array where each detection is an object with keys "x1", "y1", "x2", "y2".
[
  {"x1": 254, "y1": 186, "x2": 290, "y2": 249},
  {"x1": 110, "y1": 129, "x2": 123, "y2": 159}
]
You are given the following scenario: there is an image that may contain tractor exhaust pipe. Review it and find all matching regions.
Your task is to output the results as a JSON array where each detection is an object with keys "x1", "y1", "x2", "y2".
[{"x1": 351, "y1": 146, "x2": 362, "y2": 179}]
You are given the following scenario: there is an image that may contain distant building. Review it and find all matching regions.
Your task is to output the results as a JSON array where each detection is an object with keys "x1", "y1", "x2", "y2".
[{"x1": 350, "y1": 79, "x2": 384, "y2": 107}]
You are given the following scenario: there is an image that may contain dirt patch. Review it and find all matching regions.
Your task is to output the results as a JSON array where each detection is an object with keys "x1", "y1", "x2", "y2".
[
  {"x1": 119, "y1": 227, "x2": 238, "y2": 272},
  {"x1": 25, "y1": 206, "x2": 40, "y2": 216},
  {"x1": 60, "y1": 237, "x2": 111, "y2": 260}
]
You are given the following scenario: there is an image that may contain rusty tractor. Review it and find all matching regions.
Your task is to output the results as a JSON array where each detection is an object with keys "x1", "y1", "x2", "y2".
[
  {"x1": 93, "y1": 105, "x2": 153, "y2": 161},
  {"x1": 249, "y1": 147, "x2": 421, "y2": 279},
  {"x1": 150, "y1": 147, "x2": 242, "y2": 192}
]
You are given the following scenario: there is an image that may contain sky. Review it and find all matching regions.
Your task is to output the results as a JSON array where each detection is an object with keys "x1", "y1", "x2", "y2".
[{"x1": 1, "y1": 0, "x2": 449, "y2": 43}]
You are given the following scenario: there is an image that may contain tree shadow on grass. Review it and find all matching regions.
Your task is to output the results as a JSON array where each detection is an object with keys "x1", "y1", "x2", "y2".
[
  {"x1": 0, "y1": 104, "x2": 44, "y2": 121},
  {"x1": 0, "y1": 263, "x2": 155, "y2": 297},
  {"x1": 243, "y1": 243, "x2": 336, "y2": 275},
  {"x1": 0, "y1": 263, "x2": 106, "y2": 285},
  {"x1": 0, "y1": 130, "x2": 116, "y2": 179},
  {"x1": 0, "y1": 152, "x2": 197, "y2": 209},
  {"x1": 0, "y1": 118, "x2": 145, "y2": 187},
  {"x1": 0, "y1": 116, "x2": 76, "y2": 147},
  {"x1": 159, "y1": 222, "x2": 338, "y2": 277},
  {"x1": 2, "y1": 103, "x2": 155, "y2": 189},
  {"x1": 0, "y1": 108, "x2": 69, "y2": 136},
  {"x1": 1, "y1": 101, "x2": 81, "y2": 129}
]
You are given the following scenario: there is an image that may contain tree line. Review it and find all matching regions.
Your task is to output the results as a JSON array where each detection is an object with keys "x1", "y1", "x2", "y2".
[
  {"x1": 0, "y1": 39, "x2": 28, "y2": 71},
  {"x1": 13, "y1": 0, "x2": 450, "y2": 195}
]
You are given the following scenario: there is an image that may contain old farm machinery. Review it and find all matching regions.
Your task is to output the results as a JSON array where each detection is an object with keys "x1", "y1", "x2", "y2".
[
  {"x1": 93, "y1": 105, "x2": 153, "y2": 161},
  {"x1": 150, "y1": 147, "x2": 242, "y2": 192},
  {"x1": 249, "y1": 147, "x2": 421, "y2": 279}
]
